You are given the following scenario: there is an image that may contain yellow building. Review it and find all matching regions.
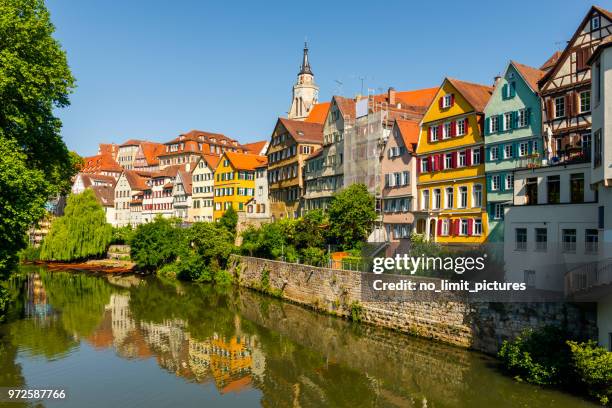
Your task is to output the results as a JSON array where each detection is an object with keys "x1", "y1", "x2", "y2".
[
  {"x1": 213, "y1": 151, "x2": 267, "y2": 220},
  {"x1": 415, "y1": 78, "x2": 493, "y2": 245}
]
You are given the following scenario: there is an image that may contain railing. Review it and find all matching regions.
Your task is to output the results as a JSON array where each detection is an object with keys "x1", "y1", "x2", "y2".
[{"x1": 565, "y1": 258, "x2": 612, "y2": 297}]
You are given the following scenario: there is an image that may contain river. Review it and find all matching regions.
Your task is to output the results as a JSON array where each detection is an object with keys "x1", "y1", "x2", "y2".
[{"x1": 0, "y1": 266, "x2": 598, "y2": 408}]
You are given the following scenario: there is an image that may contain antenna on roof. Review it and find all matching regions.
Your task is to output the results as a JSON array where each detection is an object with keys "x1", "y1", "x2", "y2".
[{"x1": 334, "y1": 80, "x2": 343, "y2": 95}]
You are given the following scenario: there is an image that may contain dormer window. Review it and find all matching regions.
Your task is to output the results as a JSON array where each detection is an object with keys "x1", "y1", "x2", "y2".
[
  {"x1": 442, "y1": 94, "x2": 453, "y2": 108},
  {"x1": 591, "y1": 15, "x2": 600, "y2": 30}
]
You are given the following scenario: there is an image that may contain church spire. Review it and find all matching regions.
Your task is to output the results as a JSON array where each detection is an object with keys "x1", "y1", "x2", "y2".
[{"x1": 299, "y1": 41, "x2": 313, "y2": 76}]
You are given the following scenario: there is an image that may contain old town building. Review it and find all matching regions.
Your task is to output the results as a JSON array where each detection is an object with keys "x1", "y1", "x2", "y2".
[
  {"x1": 133, "y1": 141, "x2": 165, "y2": 172},
  {"x1": 189, "y1": 154, "x2": 220, "y2": 222},
  {"x1": 142, "y1": 164, "x2": 187, "y2": 222},
  {"x1": 114, "y1": 170, "x2": 151, "y2": 227},
  {"x1": 158, "y1": 130, "x2": 245, "y2": 169},
  {"x1": 173, "y1": 168, "x2": 193, "y2": 222}
]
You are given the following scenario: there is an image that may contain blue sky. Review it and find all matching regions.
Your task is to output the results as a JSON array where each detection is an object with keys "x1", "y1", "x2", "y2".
[{"x1": 46, "y1": 0, "x2": 602, "y2": 156}]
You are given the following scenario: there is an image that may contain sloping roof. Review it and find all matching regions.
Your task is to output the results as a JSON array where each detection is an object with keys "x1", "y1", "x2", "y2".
[
  {"x1": 372, "y1": 88, "x2": 438, "y2": 109},
  {"x1": 242, "y1": 140, "x2": 268, "y2": 155},
  {"x1": 177, "y1": 170, "x2": 193, "y2": 195},
  {"x1": 304, "y1": 147, "x2": 324, "y2": 161},
  {"x1": 140, "y1": 142, "x2": 165, "y2": 165},
  {"x1": 79, "y1": 173, "x2": 116, "y2": 189},
  {"x1": 305, "y1": 102, "x2": 331, "y2": 124},
  {"x1": 539, "y1": 51, "x2": 562, "y2": 72},
  {"x1": 150, "y1": 163, "x2": 187, "y2": 179},
  {"x1": 98, "y1": 143, "x2": 118, "y2": 157},
  {"x1": 120, "y1": 139, "x2": 145, "y2": 147},
  {"x1": 91, "y1": 185, "x2": 114, "y2": 207},
  {"x1": 334, "y1": 96, "x2": 356, "y2": 119},
  {"x1": 394, "y1": 119, "x2": 420, "y2": 153},
  {"x1": 81, "y1": 154, "x2": 122, "y2": 173},
  {"x1": 200, "y1": 153, "x2": 221, "y2": 170},
  {"x1": 278, "y1": 118, "x2": 323, "y2": 144},
  {"x1": 224, "y1": 151, "x2": 268, "y2": 171},
  {"x1": 447, "y1": 78, "x2": 493, "y2": 112},
  {"x1": 165, "y1": 129, "x2": 240, "y2": 147},
  {"x1": 512, "y1": 61, "x2": 546, "y2": 93},
  {"x1": 124, "y1": 170, "x2": 150, "y2": 191},
  {"x1": 595, "y1": 5, "x2": 612, "y2": 21}
]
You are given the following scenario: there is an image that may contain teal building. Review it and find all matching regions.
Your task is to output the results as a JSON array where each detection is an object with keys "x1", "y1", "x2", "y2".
[{"x1": 483, "y1": 61, "x2": 545, "y2": 242}]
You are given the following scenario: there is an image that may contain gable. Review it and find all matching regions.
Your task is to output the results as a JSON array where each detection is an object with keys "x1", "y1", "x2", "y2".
[
  {"x1": 421, "y1": 80, "x2": 474, "y2": 125},
  {"x1": 484, "y1": 63, "x2": 540, "y2": 115}
]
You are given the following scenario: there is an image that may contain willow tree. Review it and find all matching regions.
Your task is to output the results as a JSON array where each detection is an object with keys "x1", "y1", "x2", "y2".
[{"x1": 40, "y1": 190, "x2": 112, "y2": 261}]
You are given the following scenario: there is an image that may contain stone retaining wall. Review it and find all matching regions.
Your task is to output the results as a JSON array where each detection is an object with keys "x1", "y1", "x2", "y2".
[{"x1": 229, "y1": 255, "x2": 597, "y2": 354}]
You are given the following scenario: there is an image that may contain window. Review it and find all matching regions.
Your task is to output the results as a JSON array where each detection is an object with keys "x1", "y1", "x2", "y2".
[
  {"x1": 458, "y1": 186, "x2": 468, "y2": 208},
  {"x1": 535, "y1": 228, "x2": 547, "y2": 251},
  {"x1": 442, "y1": 219, "x2": 449, "y2": 236},
  {"x1": 554, "y1": 96, "x2": 565, "y2": 118},
  {"x1": 458, "y1": 151, "x2": 466, "y2": 167},
  {"x1": 505, "y1": 173, "x2": 513, "y2": 190},
  {"x1": 433, "y1": 189, "x2": 441, "y2": 209},
  {"x1": 585, "y1": 229, "x2": 599, "y2": 254},
  {"x1": 402, "y1": 171, "x2": 410, "y2": 186},
  {"x1": 443, "y1": 122, "x2": 451, "y2": 139},
  {"x1": 491, "y1": 175, "x2": 500, "y2": 191},
  {"x1": 473, "y1": 219, "x2": 482, "y2": 235},
  {"x1": 443, "y1": 94, "x2": 453, "y2": 108},
  {"x1": 504, "y1": 144, "x2": 513, "y2": 159},
  {"x1": 562, "y1": 229, "x2": 577, "y2": 253},
  {"x1": 516, "y1": 228, "x2": 527, "y2": 251},
  {"x1": 519, "y1": 142, "x2": 528, "y2": 157},
  {"x1": 594, "y1": 129, "x2": 602, "y2": 168},
  {"x1": 524, "y1": 270, "x2": 536, "y2": 288},
  {"x1": 494, "y1": 203, "x2": 505, "y2": 220},
  {"x1": 421, "y1": 158, "x2": 429, "y2": 173},
  {"x1": 457, "y1": 119, "x2": 466, "y2": 135},
  {"x1": 473, "y1": 184, "x2": 482, "y2": 207},
  {"x1": 422, "y1": 190, "x2": 429, "y2": 210},
  {"x1": 490, "y1": 116, "x2": 499, "y2": 133},
  {"x1": 517, "y1": 109, "x2": 528, "y2": 127},
  {"x1": 472, "y1": 148, "x2": 481, "y2": 165},
  {"x1": 578, "y1": 91, "x2": 591, "y2": 113},
  {"x1": 445, "y1": 187, "x2": 453, "y2": 209},
  {"x1": 526, "y1": 177, "x2": 538, "y2": 205},
  {"x1": 445, "y1": 153, "x2": 453, "y2": 169},
  {"x1": 431, "y1": 126, "x2": 439, "y2": 141},
  {"x1": 490, "y1": 146, "x2": 499, "y2": 161},
  {"x1": 547, "y1": 175, "x2": 560, "y2": 204},
  {"x1": 591, "y1": 15, "x2": 600, "y2": 30},
  {"x1": 504, "y1": 112, "x2": 513, "y2": 131},
  {"x1": 460, "y1": 219, "x2": 468, "y2": 236},
  {"x1": 533, "y1": 140, "x2": 539, "y2": 154},
  {"x1": 570, "y1": 173, "x2": 584, "y2": 203}
]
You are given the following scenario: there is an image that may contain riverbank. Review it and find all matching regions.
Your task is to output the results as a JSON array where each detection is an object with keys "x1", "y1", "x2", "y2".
[
  {"x1": 228, "y1": 255, "x2": 597, "y2": 355},
  {"x1": 27, "y1": 259, "x2": 135, "y2": 274}
]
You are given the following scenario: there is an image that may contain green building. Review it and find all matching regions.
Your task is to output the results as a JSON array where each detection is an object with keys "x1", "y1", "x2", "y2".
[{"x1": 483, "y1": 61, "x2": 545, "y2": 242}]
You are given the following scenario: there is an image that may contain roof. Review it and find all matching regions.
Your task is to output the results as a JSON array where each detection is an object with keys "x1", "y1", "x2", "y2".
[
  {"x1": 304, "y1": 147, "x2": 324, "y2": 161},
  {"x1": 394, "y1": 119, "x2": 420, "y2": 153},
  {"x1": 176, "y1": 170, "x2": 193, "y2": 195},
  {"x1": 123, "y1": 170, "x2": 150, "y2": 191},
  {"x1": 150, "y1": 163, "x2": 188, "y2": 179},
  {"x1": 81, "y1": 154, "x2": 122, "y2": 173},
  {"x1": 139, "y1": 142, "x2": 165, "y2": 165},
  {"x1": 79, "y1": 173, "x2": 116, "y2": 189},
  {"x1": 242, "y1": 140, "x2": 268, "y2": 155},
  {"x1": 165, "y1": 129, "x2": 240, "y2": 147},
  {"x1": 334, "y1": 96, "x2": 356, "y2": 119},
  {"x1": 372, "y1": 87, "x2": 438, "y2": 109},
  {"x1": 511, "y1": 61, "x2": 545, "y2": 93},
  {"x1": 278, "y1": 118, "x2": 323, "y2": 144},
  {"x1": 224, "y1": 151, "x2": 268, "y2": 171},
  {"x1": 199, "y1": 153, "x2": 221, "y2": 170},
  {"x1": 98, "y1": 143, "x2": 118, "y2": 157},
  {"x1": 119, "y1": 139, "x2": 145, "y2": 147},
  {"x1": 539, "y1": 51, "x2": 562, "y2": 72},
  {"x1": 446, "y1": 78, "x2": 493, "y2": 112},
  {"x1": 304, "y1": 102, "x2": 331, "y2": 124},
  {"x1": 90, "y1": 185, "x2": 114, "y2": 207},
  {"x1": 587, "y1": 36, "x2": 612, "y2": 65}
]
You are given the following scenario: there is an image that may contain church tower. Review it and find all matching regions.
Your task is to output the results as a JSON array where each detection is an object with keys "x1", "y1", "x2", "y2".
[{"x1": 288, "y1": 42, "x2": 319, "y2": 121}]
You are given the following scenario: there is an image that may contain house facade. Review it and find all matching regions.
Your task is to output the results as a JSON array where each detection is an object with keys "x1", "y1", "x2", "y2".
[
  {"x1": 538, "y1": 6, "x2": 612, "y2": 163},
  {"x1": 267, "y1": 118, "x2": 323, "y2": 219},
  {"x1": 172, "y1": 168, "x2": 193, "y2": 222},
  {"x1": 213, "y1": 152, "x2": 267, "y2": 220},
  {"x1": 189, "y1": 155, "x2": 219, "y2": 222},
  {"x1": 158, "y1": 130, "x2": 244, "y2": 169},
  {"x1": 303, "y1": 96, "x2": 353, "y2": 212},
  {"x1": 142, "y1": 165, "x2": 183, "y2": 222},
  {"x1": 483, "y1": 61, "x2": 545, "y2": 242},
  {"x1": 133, "y1": 142, "x2": 165, "y2": 172},
  {"x1": 245, "y1": 164, "x2": 271, "y2": 223},
  {"x1": 114, "y1": 170, "x2": 150, "y2": 227},
  {"x1": 415, "y1": 78, "x2": 492, "y2": 245},
  {"x1": 116, "y1": 140, "x2": 144, "y2": 170}
]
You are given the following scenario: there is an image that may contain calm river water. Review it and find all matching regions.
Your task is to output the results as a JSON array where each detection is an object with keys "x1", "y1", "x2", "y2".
[{"x1": 0, "y1": 266, "x2": 598, "y2": 408}]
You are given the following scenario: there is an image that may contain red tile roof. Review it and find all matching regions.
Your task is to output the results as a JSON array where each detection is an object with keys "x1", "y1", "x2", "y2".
[
  {"x1": 91, "y1": 185, "x2": 114, "y2": 207},
  {"x1": 372, "y1": 88, "x2": 438, "y2": 109},
  {"x1": 120, "y1": 139, "x2": 145, "y2": 147},
  {"x1": 278, "y1": 118, "x2": 324, "y2": 145},
  {"x1": 165, "y1": 129, "x2": 240, "y2": 147},
  {"x1": 140, "y1": 142, "x2": 165, "y2": 165},
  {"x1": 512, "y1": 61, "x2": 545, "y2": 93},
  {"x1": 81, "y1": 154, "x2": 122, "y2": 173},
  {"x1": 394, "y1": 119, "x2": 420, "y2": 153},
  {"x1": 539, "y1": 51, "x2": 562, "y2": 72},
  {"x1": 334, "y1": 96, "x2": 356, "y2": 119},
  {"x1": 124, "y1": 170, "x2": 151, "y2": 191},
  {"x1": 242, "y1": 140, "x2": 268, "y2": 155},
  {"x1": 177, "y1": 170, "x2": 193, "y2": 195},
  {"x1": 447, "y1": 78, "x2": 493, "y2": 112},
  {"x1": 304, "y1": 147, "x2": 324, "y2": 161},
  {"x1": 224, "y1": 151, "x2": 268, "y2": 171},
  {"x1": 304, "y1": 102, "x2": 331, "y2": 124},
  {"x1": 200, "y1": 153, "x2": 221, "y2": 170}
]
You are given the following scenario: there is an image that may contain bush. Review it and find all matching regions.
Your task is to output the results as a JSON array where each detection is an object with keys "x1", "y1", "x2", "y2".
[
  {"x1": 568, "y1": 341, "x2": 612, "y2": 405},
  {"x1": 19, "y1": 245, "x2": 41, "y2": 262},
  {"x1": 498, "y1": 326, "x2": 573, "y2": 385},
  {"x1": 214, "y1": 270, "x2": 234, "y2": 286},
  {"x1": 301, "y1": 247, "x2": 328, "y2": 267},
  {"x1": 111, "y1": 225, "x2": 135, "y2": 245},
  {"x1": 130, "y1": 217, "x2": 183, "y2": 272},
  {"x1": 218, "y1": 207, "x2": 238, "y2": 236}
]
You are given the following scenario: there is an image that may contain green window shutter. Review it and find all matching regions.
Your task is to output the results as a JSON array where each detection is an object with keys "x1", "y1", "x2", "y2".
[
  {"x1": 502, "y1": 84, "x2": 508, "y2": 100},
  {"x1": 526, "y1": 107, "x2": 532, "y2": 127},
  {"x1": 510, "y1": 81, "x2": 516, "y2": 98},
  {"x1": 500, "y1": 173, "x2": 506, "y2": 192},
  {"x1": 528, "y1": 140, "x2": 533, "y2": 155},
  {"x1": 498, "y1": 114, "x2": 504, "y2": 132},
  {"x1": 484, "y1": 117, "x2": 490, "y2": 136}
]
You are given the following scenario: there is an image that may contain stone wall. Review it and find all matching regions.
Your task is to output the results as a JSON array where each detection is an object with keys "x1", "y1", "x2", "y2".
[{"x1": 229, "y1": 255, "x2": 597, "y2": 354}]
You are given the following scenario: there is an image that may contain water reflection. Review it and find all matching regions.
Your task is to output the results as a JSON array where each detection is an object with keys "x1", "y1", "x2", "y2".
[{"x1": 0, "y1": 267, "x2": 599, "y2": 408}]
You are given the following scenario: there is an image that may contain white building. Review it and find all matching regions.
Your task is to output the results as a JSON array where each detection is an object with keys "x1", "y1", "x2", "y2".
[
  {"x1": 114, "y1": 170, "x2": 151, "y2": 227},
  {"x1": 245, "y1": 164, "x2": 271, "y2": 223},
  {"x1": 189, "y1": 155, "x2": 218, "y2": 222},
  {"x1": 142, "y1": 165, "x2": 186, "y2": 223},
  {"x1": 172, "y1": 168, "x2": 193, "y2": 222},
  {"x1": 504, "y1": 162, "x2": 599, "y2": 292}
]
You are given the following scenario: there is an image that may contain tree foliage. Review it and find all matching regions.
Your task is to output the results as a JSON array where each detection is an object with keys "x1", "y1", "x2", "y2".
[
  {"x1": 327, "y1": 184, "x2": 376, "y2": 250},
  {"x1": 40, "y1": 190, "x2": 112, "y2": 261},
  {"x1": 218, "y1": 206, "x2": 238, "y2": 236},
  {"x1": 130, "y1": 217, "x2": 183, "y2": 272},
  {"x1": 0, "y1": 0, "x2": 76, "y2": 274}
]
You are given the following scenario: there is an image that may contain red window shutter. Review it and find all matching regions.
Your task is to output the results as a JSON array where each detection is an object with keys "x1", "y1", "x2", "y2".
[
  {"x1": 438, "y1": 97, "x2": 443, "y2": 109},
  {"x1": 437, "y1": 154, "x2": 443, "y2": 171},
  {"x1": 428, "y1": 127, "x2": 432, "y2": 142},
  {"x1": 480, "y1": 145, "x2": 484, "y2": 161},
  {"x1": 450, "y1": 121, "x2": 456, "y2": 137},
  {"x1": 467, "y1": 218, "x2": 473, "y2": 236},
  {"x1": 416, "y1": 157, "x2": 421, "y2": 174},
  {"x1": 450, "y1": 94, "x2": 455, "y2": 106},
  {"x1": 437, "y1": 219, "x2": 443, "y2": 236},
  {"x1": 565, "y1": 93, "x2": 572, "y2": 117},
  {"x1": 546, "y1": 99, "x2": 554, "y2": 119},
  {"x1": 437, "y1": 124, "x2": 443, "y2": 137},
  {"x1": 466, "y1": 149, "x2": 472, "y2": 166},
  {"x1": 452, "y1": 151, "x2": 457, "y2": 168}
]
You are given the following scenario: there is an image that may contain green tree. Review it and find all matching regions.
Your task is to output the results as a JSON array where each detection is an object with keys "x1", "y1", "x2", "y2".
[
  {"x1": 0, "y1": 0, "x2": 76, "y2": 275},
  {"x1": 130, "y1": 217, "x2": 183, "y2": 272},
  {"x1": 327, "y1": 184, "x2": 376, "y2": 250},
  {"x1": 218, "y1": 206, "x2": 238, "y2": 235},
  {"x1": 293, "y1": 209, "x2": 326, "y2": 251},
  {"x1": 40, "y1": 190, "x2": 112, "y2": 261}
]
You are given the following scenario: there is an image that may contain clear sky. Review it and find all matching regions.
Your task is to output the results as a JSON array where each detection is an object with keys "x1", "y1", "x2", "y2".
[{"x1": 46, "y1": 0, "x2": 604, "y2": 156}]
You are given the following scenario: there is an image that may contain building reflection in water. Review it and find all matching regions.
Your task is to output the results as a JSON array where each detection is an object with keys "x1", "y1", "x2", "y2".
[{"x1": 24, "y1": 273, "x2": 54, "y2": 319}]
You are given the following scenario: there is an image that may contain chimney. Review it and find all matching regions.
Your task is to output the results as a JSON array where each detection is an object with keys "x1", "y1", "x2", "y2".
[
  {"x1": 493, "y1": 76, "x2": 502, "y2": 87},
  {"x1": 388, "y1": 87, "x2": 396, "y2": 105}
]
